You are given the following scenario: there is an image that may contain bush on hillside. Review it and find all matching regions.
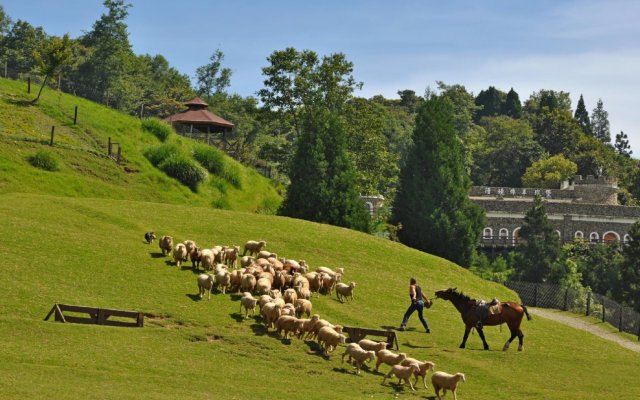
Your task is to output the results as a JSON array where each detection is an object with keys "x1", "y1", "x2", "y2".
[
  {"x1": 28, "y1": 150, "x2": 59, "y2": 171},
  {"x1": 159, "y1": 154, "x2": 207, "y2": 191},
  {"x1": 193, "y1": 145, "x2": 225, "y2": 175},
  {"x1": 144, "y1": 143, "x2": 180, "y2": 167},
  {"x1": 222, "y1": 162, "x2": 242, "y2": 188},
  {"x1": 141, "y1": 118, "x2": 173, "y2": 142}
]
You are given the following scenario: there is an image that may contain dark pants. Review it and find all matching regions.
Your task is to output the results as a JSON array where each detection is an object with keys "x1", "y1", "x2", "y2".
[{"x1": 401, "y1": 301, "x2": 429, "y2": 330}]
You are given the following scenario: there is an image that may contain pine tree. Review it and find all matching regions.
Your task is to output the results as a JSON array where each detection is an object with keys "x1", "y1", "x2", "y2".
[
  {"x1": 512, "y1": 196, "x2": 561, "y2": 282},
  {"x1": 392, "y1": 95, "x2": 484, "y2": 266},
  {"x1": 620, "y1": 221, "x2": 640, "y2": 311},
  {"x1": 278, "y1": 107, "x2": 370, "y2": 233},
  {"x1": 591, "y1": 98, "x2": 611, "y2": 143},
  {"x1": 500, "y1": 88, "x2": 522, "y2": 118},
  {"x1": 574, "y1": 94, "x2": 592, "y2": 136},
  {"x1": 474, "y1": 86, "x2": 506, "y2": 122},
  {"x1": 614, "y1": 131, "x2": 632, "y2": 157}
]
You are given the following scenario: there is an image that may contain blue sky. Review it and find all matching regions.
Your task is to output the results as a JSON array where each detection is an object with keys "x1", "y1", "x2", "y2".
[{"x1": 4, "y1": 0, "x2": 640, "y2": 152}]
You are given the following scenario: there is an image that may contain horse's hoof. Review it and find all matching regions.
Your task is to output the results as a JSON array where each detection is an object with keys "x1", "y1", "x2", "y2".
[
  {"x1": 459, "y1": 344, "x2": 465, "y2": 349},
  {"x1": 518, "y1": 345, "x2": 523, "y2": 352},
  {"x1": 484, "y1": 346, "x2": 489, "y2": 351}
]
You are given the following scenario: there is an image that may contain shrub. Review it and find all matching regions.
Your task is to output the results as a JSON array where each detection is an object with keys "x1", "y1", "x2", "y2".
[
  {"x1": 28, "y1": 150, "x2": 59, "y2": 171},
  {"x1": 158, "y1": 154, "x2": 207, "y2": 191},
  {"x1": 222, "y1": 162, "x2": 242, "y2": 188},
  {"x1": 144, "y1": 143, "x2": 180, "y2": 167},
  {"x1": 141, "y1": 118, "x2": 173, "y2": 142},
  {"x1": 193, "y1": 145, "x2": 225, "y2": 175}
]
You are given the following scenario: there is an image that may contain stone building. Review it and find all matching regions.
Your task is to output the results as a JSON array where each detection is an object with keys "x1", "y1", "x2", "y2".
[{"x1": 470, "y1": 175, "x2": 640, "y2": 248}]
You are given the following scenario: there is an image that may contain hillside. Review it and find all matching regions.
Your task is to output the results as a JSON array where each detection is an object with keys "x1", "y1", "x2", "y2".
[
  {"x1": 0, "y1": 193, "x2": 638, "y2": 399},
  {"x1": 0, "y1": 78, "x2": 281, "y2": 213}
]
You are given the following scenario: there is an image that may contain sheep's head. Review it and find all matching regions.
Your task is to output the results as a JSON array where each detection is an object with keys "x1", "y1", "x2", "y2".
[
  {"x1": 367, "y1": 351, "x2": 376, "y2": 361},
  {"x1": 398, "y1": 353, "x2": 407, "y2": 361},
  {"x1": 456, "y1": 373, "x2": 466, "y2": 382},
  {"x1": 349, "y1": 282, "x2": 357, "y2": 288}
]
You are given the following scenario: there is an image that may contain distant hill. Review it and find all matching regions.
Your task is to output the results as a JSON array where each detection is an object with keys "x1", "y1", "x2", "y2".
[{"x1": 0, "y1": 77, "x2": 282, "y2": 213}]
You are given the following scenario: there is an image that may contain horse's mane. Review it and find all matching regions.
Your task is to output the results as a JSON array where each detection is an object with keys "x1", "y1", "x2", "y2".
[{"x1": 450, "y1": 288, "x2": 474, "y2": 303}]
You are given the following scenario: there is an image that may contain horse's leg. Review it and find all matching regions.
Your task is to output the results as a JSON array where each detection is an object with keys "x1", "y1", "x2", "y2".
[
  {"x1": 517, "y1": 328, "x2": 524, "y2": 351},
  {"x1": 460, "y1": 326, "x2": 471, "y2": 349},
  {"x1": 503, "y1": 327, "x2": 517, "y2": 351},
  {"x1": 477, "y1": 326, "x2": 489, "y2": 350}
]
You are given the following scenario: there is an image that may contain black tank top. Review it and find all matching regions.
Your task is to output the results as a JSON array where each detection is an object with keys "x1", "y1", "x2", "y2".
[{"x1": 411, "y1": 285, "x2": 424, "y2": 301}]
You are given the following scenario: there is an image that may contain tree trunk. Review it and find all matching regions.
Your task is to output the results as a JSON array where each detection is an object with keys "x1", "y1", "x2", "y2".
[{"x1": 32, "y1": 75, "x2": 49, "y2": 104}]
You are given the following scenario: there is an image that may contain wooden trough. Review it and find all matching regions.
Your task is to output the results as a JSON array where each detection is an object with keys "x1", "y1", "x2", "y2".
[
  {"x1": 342, "y1": 326, "x2": 399, "y2": 350},
  {"x1": 44, "y1": 303, "x2": 144, "y2": 328}
]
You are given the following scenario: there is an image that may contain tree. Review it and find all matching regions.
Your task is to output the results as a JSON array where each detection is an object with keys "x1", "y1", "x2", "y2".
[
  {"x1": 591, "y1": 98, "x2": 610, "y2": 144},
  {"x1": 620, "y1": 221, "x2": 640, "y2": 311},
  {"x1": 0, "y1": 5, "x2": 12, "y2": 39},
  {"x1": 524, "y1": 89, "x2": 572, "y2": 115},
  {"x1": 32, "y1": 34, "x2": 73, "y2": 103},
  {"x1": 1, "y1": 19, "x2": 46, "y2": 74},
  {"x1": 278, "y1": 107, "x2": 370, "y2": 233},
  {"x1": 474, "y1": 86, "x2": 506, "y2": 122},
  {"x1": 501, "y1": 88, "x2": 522, "y2": 118},
  {"x1": 391, "y1": 95, "x2": 484, "y2": 266},
  {"x1": 574, "y1": 94, "x2": 592, "y2": 136},
  {"x1": 397, "y1": 89, "x2": 422, "y2": 113},
  {"x1": 521, "y1": 154, "x2": 578, "y2": 189},
  {"x1": 526, "y1": 107, "x2": 583, "y2": 158},
  {"x1": 614, "y1": 131, "x2": 632, "y2": 157},
  {"x1": 195, "y1": 49, "x2": 232, "y2": 97},
  {"x1": 512, "y1": 196, "x2": 561, "y2": 282}
]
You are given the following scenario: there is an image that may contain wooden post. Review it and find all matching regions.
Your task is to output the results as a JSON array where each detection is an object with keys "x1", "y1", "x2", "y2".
[
  {"x1": 27, "y1": 77, "x2": 31, "y2": 93},
  {"x1": 619, "y1": 306, "x2": 623, "y2": 332},
  {"x1": 117, "y1": 145, "x2": 121, "y2": 164},
  {"x1": 563, "y1": 288, "x2": 569, "y2": 311},
  {"x1": 3, "y1": 61, "x2": 6, "y2": 78},
  {"x1": 586, "y1": 292, "x2": 591, "y2": 316},
  {"x1": 533, "y1": 284, "x2": 538, "y2": 307},
  {"x1": 602, "y1": 302, "x2": 606, "y2": 323},
  {"x1": 140, "y1": 103, "x2": 144, "y2": 119},
  {"x1": 49, "y1": 126, "x2": 55, "y2": 146},
  {"x1": 73, "y1": 106, "x2": 78, "y2": 125},
  {"x1": 108, "y1": 137, "x2": 112, "y2": 156}
]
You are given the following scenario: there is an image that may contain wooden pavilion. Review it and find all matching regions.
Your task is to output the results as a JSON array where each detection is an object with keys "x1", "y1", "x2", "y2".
[{"x1": 165, "y1": 97, "x2": 234, "y2": 145}]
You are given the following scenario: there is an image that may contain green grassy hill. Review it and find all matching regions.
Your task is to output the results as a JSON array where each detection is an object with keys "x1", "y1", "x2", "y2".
[
  {"x1": 0, "y1": 78, "x2": 281, "y2": 213},
  {"x1": 1, "y1": 193, "x2": 638, "y2": 399}
]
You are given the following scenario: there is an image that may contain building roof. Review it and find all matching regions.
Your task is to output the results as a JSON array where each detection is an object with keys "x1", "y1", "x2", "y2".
[
  {"x1": 165, "y1": 97, "x2": 234, "y2": 128},
  {"x1": 184, "y1": 97, "x2": 209, "y2": 107}
]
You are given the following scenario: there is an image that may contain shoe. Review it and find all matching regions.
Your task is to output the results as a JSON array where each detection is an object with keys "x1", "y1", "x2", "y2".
[
  {"x1": 398, "y1": 326, "x2": 405, "y2": 331},
  {"x1": 425, "y1": 328, "x2": 431, "y2": 334}
]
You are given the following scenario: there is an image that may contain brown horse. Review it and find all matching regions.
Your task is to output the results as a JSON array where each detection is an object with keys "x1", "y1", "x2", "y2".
[{"x1": 434, "y1": 288, "x2": 531, "y2": 351}]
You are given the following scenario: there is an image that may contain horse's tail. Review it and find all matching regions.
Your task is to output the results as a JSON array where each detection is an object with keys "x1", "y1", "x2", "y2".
[{"x1": 521, "y1": 304, "x2": 532, "y2": 321}]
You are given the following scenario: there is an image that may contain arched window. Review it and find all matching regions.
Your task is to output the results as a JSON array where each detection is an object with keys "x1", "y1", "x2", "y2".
[
  {"x1": 590, "y1": 232, "x2": 599, "y2": 243},
  {"x1": 603, "y1": 231, "x2": 620, "y2": 243},
  {"x1": 575, "y1": 231, "x2": 584, "y2": 240},
  {"x1": 499, "y1": 228, "x2": 509, "y2": 238},
  {"x1": 555, "y1": 230, "x2": 562, "y2": 241},
  {"x1": 364, "y1": 202, "x2": 374, "y2": 216},
  {"x1": 513, "y1": 227, "x2": 521, "y2": 245},
  {"x1": 624, "y1": 234, "x2": 631, "y2": 244},
  {"x1": 483, "y1": 227, "x2": 493, "y2": 239}
]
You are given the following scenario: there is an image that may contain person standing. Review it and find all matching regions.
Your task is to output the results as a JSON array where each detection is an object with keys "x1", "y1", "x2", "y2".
[{"x1": 398, "y1": 277, "x2": 430, "y2": 333}]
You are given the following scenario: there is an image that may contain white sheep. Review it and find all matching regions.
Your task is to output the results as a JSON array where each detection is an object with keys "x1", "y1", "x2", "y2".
[
  {"x1": 267, "y1": 256, "x2": 283, "y2": 270},
  {"x1": 197, "y1": 273, "x2": 215, "y2": 300},
  {"x1": 295, "y1": 314, "x2": 320, "y2": 339},
  {"x1": 317, "y1": 326, "x2": 347, "y2": 355},
  {"x1": 173, "y1": 243, "x2": 188, "y2": 267},
  {"x1": 283, "y1": 288, "x2": 298, "y2": 304},
  {"x1": 280, "y1": 303, "x2": 296, "y2": 317},
  {"x1": 341, "y1": 343, "x2": 376, "y2": 374},
  {"x1": 159, "y1": 235, "x2": 173, "y2": 256},
  {"x1": 240, "y1": 273, "x2": 257, "y2": 293},
  {"x1": 382, "y1": 364, "x2": 420, "y2": 391},
  {"x1": 261, "y1": 302, "x2": 281, "y2": 329},
  {"x1": 335, "y1": 281, "x2": 356, "y2": 302},
  {"x1": 243, "y1": 240, "x2": 266, "y2": 256},
  {"x1": 295, "y1": 284, "x2": 311, "y2": 301},
  {"x1": 258, "y1": 295, "x2": 274, "y2": 310},
  {"x1": 257, "y1": 250, "x2": 277, "y2": 260},
  {"x1": 190, "y1": 247, "x2": 202, "y2": 269},
  {"x1": 183, "y1": 240, "x2": 197, "y2": 257},
  {"x1": 214, "y1": 268, "x2": 231, "y2": 294},
  {"x1": 239, "y1": 292, "x2": 258, "y2": 319},
  {"x1": 240, "y1": 256, "x2": 254, "y2": 268},
  {"x1": 401, "y1": 358, "x2": 435, "y2": 390},
  {"x1": 375, "y1": 349, "x2": 407, "y2": 372},
  {"x1": 294, "y1": 299, "x2": 312, "y2": 318},
  {"x1": 358, "y1": 339, "x2": 388, "y2": 354},
  {"x1": 200, "y1": 249, "x2": 215, "y2": 271},
  {"x1": 307, "y1": 319, "x2": 341, "y2": 340},
  {"x1": 224, "y1": 245, "x2": 240, "y2": 269},
  {"x1": 255, "y1": 277, "x2": 272, "y2": 295},
  {"x1": 275, "y1": 315, "x2": 299, "y2": 339},
  {"x1": 431, "y1": 372, "x2": 465, "y2": 400}
]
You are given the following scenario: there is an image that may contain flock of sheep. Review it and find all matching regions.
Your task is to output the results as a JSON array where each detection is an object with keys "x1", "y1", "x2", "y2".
[{"x1": 145, "y1": 232, "x2": 466, "y2": 399}]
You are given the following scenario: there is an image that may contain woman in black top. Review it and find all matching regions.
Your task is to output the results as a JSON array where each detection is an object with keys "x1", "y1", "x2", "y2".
[{"x1": 398, "y1": 277, "x2": 430, "y2": 333}]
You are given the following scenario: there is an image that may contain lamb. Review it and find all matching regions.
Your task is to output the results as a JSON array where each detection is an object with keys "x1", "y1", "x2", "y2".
[
  {"x1": 229, "y1": 269, "x2": 244, "y2": 292},
  {"x1": 255, "y1": 277, "x2": 272, "y2": 295},
  {"x1": 144, "y1": 231, "x2": 156, "y2": 244},
  {"x1": 375, "y1": 349, "x2": 407, "y2": 372},
  {"x1": 283, "y1": 288, "x2": 298, "y2": 304},
  {"x1": 305, "y1": 272, "x2": 323, "y2": 295},
  {"x1": 401, "y1": 358, "x2": 436, "y2": 390},
  {"x1": 212, "y1": 246, "x2": 226, "y2": 264},
  {"x1": 239, "y1": 292, "x2": 258, "y2": 319},
  {"x1": 159, "y1": 235, "x2": 173, "y2": 256},
  {"x1": 240, "y1": 273, "x2": 257, "y2": 293},
  {"x1": 317, "y1": 326, "x2": 347, "y2": 355},
  {"x1": 358, "y1": 339, "x2": 388, "y2": 353},
  {"x1": 431, "y1": 372, "x2": 465, "y2": 400},
  {"x1": 260, "y1": 302, "x2": 281, "y2": 329},
  {"x1": 197, "y1": 273, "x2": 215, "y2": 300},
  {"x1": 190, "y1": 247, "x2": 203, "y2": 269},
  {"x1": 320, "y1": 272, "x2": 341, "y2": 295},
  {"x1": 295, "y1": 314, "x2": 320, "y2": 339},
  {"x1": 243, "y1": 240, "x2": 266, "y2": 256},
  {"x1": 224, "y1": 245, "x2": 240, "y2": 269},
  {"x1": 341, "y1": 343, "x2": 376, "y2": 374},
  {"x1": 214, "y1": 268, "x2": 231, "y2": 294},
  {"x1": 240, "y1": 256, "x2": 254, "y2": 268},
  {"x1": 382, "y1": 364, "x2": 420, "y2": 392},
  {"x1": 173, "y1": 243, "x2": 188, "y2": 268},
  {"x1": 295, "y1": 284, "x2": 311, "y2": 300},
  {"x1": 294, "y1": 299, "x2": 312, "y2": 318},
  {"x1": 316, "y1": 266, "x2": 344, "y2": 277},
  {"x1": 257, "y1": 250, "x2": 277, "y2": 260},
  {"x1": 200, "y1": 249, "x2": 215, "y2": 271},
  {"x1": 280, "y1": 303, "x2": 296, "y2": 317},
  {"x1": 183, "y1": 240, "x2": 197, "y2": 257},
  {"x1": 307, "y1": 319, "x2": 342, "y2": 340},
  {"x1": 258, "y1": 295, "x2": 274, "y2": 310},
  {"x1": 335, "y1": 282, "x2": 356, "y2": 302},
  {"x1": 275, "y1": 315, "x2": 300, "y2": 339}
]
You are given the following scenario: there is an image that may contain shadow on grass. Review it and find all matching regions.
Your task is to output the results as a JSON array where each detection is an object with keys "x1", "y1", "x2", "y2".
[
  {"x1": 380, "y1": 325, "x2": 398, "y2": 331},
  {"x1": 402, "y1": 342, "x2": 437, "y2": 349},
  {"x1": 7, "y1": 98, "x2": 33, "y2": 107},
  {"x1": 303, "y1": 340, "x2": 329, "y2": 359},
  {"x1": 229, "y1": 294, "x2": 243, "y2": 301},
  {"x1": 186, "y1": 294, "x2": 202, "y2": 302},
  {"x1": 250, "y1": 323, "x2": 268, "y2": 336},
  {"x1": 150, "y1": 252, "x2": 167, "y2": 259},
  {"x1": 229, "y1": 312, "x2": 246, "y2": 323},
  {"x1": 332, "y1": 366, "x2": 360, "y2": 376},
  {"x1": 164, "y1": 260, "x2": 175, "y2": 267}
]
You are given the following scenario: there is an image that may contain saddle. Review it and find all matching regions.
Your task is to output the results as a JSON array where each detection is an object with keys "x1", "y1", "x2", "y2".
[{"x1": 476, "y1": 298, "x2": 501, "y2": 318}]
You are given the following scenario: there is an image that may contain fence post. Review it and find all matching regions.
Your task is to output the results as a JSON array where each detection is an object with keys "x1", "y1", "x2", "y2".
[
  {"x1": 49, "y1": 126, "x2": 55, "y2": 146},
  {"x1": 73, "y1": 106, "x2": 78, "y2": 125},
  {"x1": 28, "y1": 77, "x2": 31, "y2": 93},
  {"x1": 619, "y1": 305, "x2": 623, "y2": 332},
  {"x1": 563, "y1": 288, "x2": 569, "y2": 311},
  {"x1": 586, "y1": 292, "x2": 591, "y2": 316},
  {"x1": 3, "y1": 61, "x2": 6, "y2": 78},
  {"x1": 117, "y1": 145, "x2": 121, "y2": 164},
  {"x1": 533, "y1": 284, "x2": 538, "y2": 307},
  {"x1": 108, "y1": 137, "x2": 112, "y2": 156},
  {"x1": 602, "y1": 302, "x2": 606, "y2": 323}
]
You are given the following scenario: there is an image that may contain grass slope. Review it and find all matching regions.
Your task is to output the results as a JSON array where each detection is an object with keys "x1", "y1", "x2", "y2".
[
  {"x1": 0, "y1": 78, "x2": 281, "y2": 213},
  {"x1": 0, "y1": 193, "x2": 638, "y2": 399}
]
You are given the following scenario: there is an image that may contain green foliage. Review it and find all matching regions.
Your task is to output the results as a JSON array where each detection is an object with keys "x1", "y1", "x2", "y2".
[
  {"x1": 158, "y1": 154, "x2": 207, "y2": 192},
  {"x1": 32, "y1": 34, "x2": 73, "y2": 103},
  {"x1": 195, "y1": 49, "x2": 232, "y2": 97},
  {"x1": 474, "y1": 86, "x2": 506, "y2": 122},
  {"x1": 192, "y1": 144, "x2": 225, "y2": 174},
  {"x1": 392, "y1": 95, "x2": 484, "y2": 266},
  {"x1": 501, "y1": 88, "x2": 522, "y2": 118},
  {"x1": 614, "y1": 131, "x2": 632, "y2": 157},
  {"x1": 27, "y1": 149, "x2": 59, "y2": 171},
  {"x1": 621, "y1": 221, "x2": 640, "y2": 311},
  {"x1": 144, "y1": 143, "x2": 179, "y2": 166},
  {"x1": 0, "y1": 19, "x2": 46, "y2": 73},
  {"x1": 141, "y1": 118, "x2": 173, "y2": 141},
  {"x1": 574, "y1": 94, "x2": 592, "y2": 136},
  {"x1": 437, "y1": 81, "x2": 480, "y2": 137},
  {"x1": 526, "y1": 108, "x2": 584, "y2": 158},
  {"x1": 470, "y1": 253, "x2": 514, "y2": 283},
  {"x1": 522, "y1": 154, "x2": 577, "y2": 189},
  {"x1": 524, "y1": 90, "x2": 572, "y2": 115},
  {"x1": 591, "y1": 98, "x2": 611, "y2": 144}
]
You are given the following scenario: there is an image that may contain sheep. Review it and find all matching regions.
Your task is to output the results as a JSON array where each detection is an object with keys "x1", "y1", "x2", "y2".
[
  {"x1": 295, "y1": 314, "x2": 320, "y2": 339},
  {"x1": 341, "y1": 343, "x2": 376, "y2": 374},
  {"x1": 358, "y1": 339, "x2": 388, "y2": 354},
  {"x1": 183, "y1": 240, "x2": 197, "y2": 257},
  {"x1": 159, "y1": 236, "x2": 173, "y2": 256},
  {"x1": 243, "y1": 240, "x2": 266, "y2": 256},
  {"x1": 144, "y1": 231, "x2": 156, "y2": 244},
  {"x1": 258, "y1": 271, "x2": 274, "y2": 284},
  {"x1": 280, "y1": 303, "x2": 296, "y2": 317},
  {"x1": 401, "y1": 358, "x2": 436, "y2": 390},
  {"x1": 270, "y1": 289, "x2": 282, "y2": 299},
  {"x1": 307, "y1": 319, "x2": 339, "y2": 340},
  {"x1": 294, "y1": 284, "x2": 311, "y2": 301},
  {"x1": 293, "y1": 274, "x2": 310, "y2": 289},
  {"x1": 317, "y1": 326, "x2": 347, "y2": 355},
  {"x1": 258, "y1": 295, "x2": 274, "y2": 310},
  {"x1": 224, "y1": 245, "x2": 240, "y2": 269},
  {"x1": 197, "y1": 273, "x2": 215, "y2": 300},
  {"x1": 240, "y1": 256, "x2": 254, "y2": 268},
  {"x1": 173, "y1": 243, "x2": 188, "y2": 267},
  {"x1": 272, "y1": 270, "x2": 286, "y2": 290},
  {"x1": 294, "y1": 299, "x2": 313, "y2": 318},
  {"x1": 190, "y1": 247, "x2": 203, "y2": 269},
  {"x1": 382, "y1": 364, "x2": 420, "y2": 392},
  {"x1": 214, "y1": 269, "x2": 231, "y2": 294},
  {"x1": 200, "y1": 249, "x2": 215, "y2": 271},
  {"x1": 260, "y1": 302, "x2": 281, "y2": 329},
  {"x1": 335, "y1": 282, "x2": 356, "y2": 303},
  {"x1": 375, "y1": 349, "x2": 407, "y2": 372},
  {"x1": 240, "y1": 273, "x2": 257, "y2": 293},
  {"x1": 267, "y1": 257, "x2": 283, "y2": 270},
  {"x1": 305, "y1": 272, "x2": 323, "y2": 295},
  {"x1": 275, "y1": 315, "x2": 300, "y2": 339},
  {"x1": 316, "y1": 266, "x2": 344, "y2": 277},
  {"x1": 283, "y1": 288, "x2": 298, "y2": 304},
  {"x1": 229, "y1": 269, "x2": 244, "y2": 292},
  {"x1": 239, "y1": 292, "x2": 258, "y2": 319},
  {"x1": 431, "y1": 372, "x2": 465, "y2": 400},
  {"x1": 212, "y1": 246, "x2": 226, "y2": 264},
  {"x1": 320, "y1": 272, "x2": 341, "y2": 295},
  {"x1": 255, "y1": 277, "x2": 272, "y2": 296},
  {"x1": 282, "y1": 259, "x2": 300, "y2": 273}
]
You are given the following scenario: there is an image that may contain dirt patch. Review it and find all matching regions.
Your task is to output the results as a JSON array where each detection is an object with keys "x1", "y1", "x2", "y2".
[{"x1": 529, "y1": 307, "x2": 640, "y2": 353}]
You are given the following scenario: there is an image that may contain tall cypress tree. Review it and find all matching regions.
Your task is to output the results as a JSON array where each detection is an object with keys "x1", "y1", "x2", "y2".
[
  {"x1": 591, "y1": 98, "x2": 611, "y2": 143},
  {"x1": 500, "y1": 88, "x2": 522, "y2": 119},
  {"x1": 392, "y1": 95, "x2": 484, "y2": 266},
  {"x1": 278, "y1": 107, "x2": 370, "y2": 233},
  {"x1": 474, "y1": 86, "x2": 506, "y2": 122},
  {"x1": 574, "y1": 94, "x2": 592, "y2": 136}
]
